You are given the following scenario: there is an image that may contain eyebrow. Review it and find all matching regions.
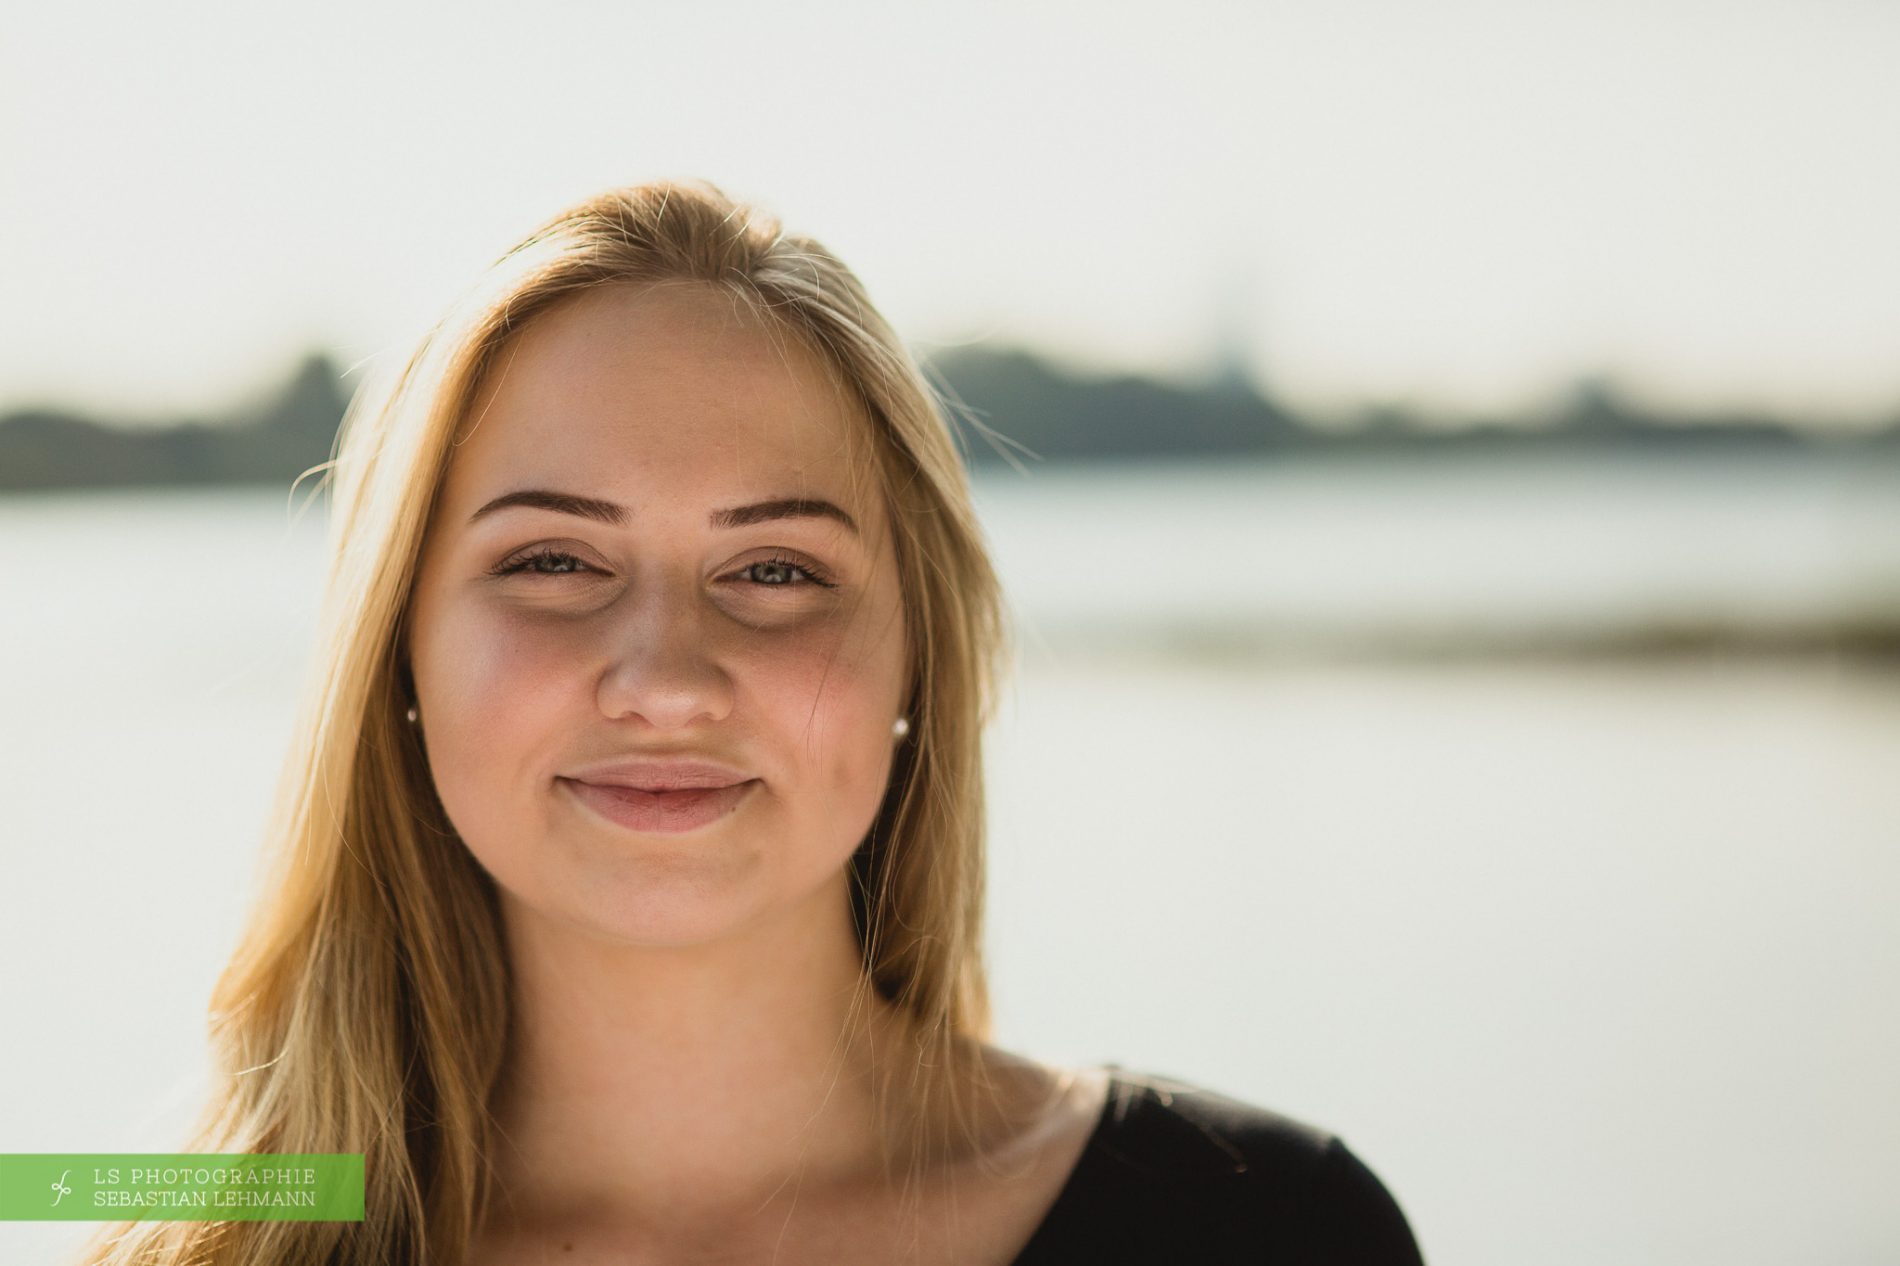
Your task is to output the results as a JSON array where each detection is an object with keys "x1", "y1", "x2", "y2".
[{"x1": 467, "y1": 489, "x2": 860, "y2": 536}]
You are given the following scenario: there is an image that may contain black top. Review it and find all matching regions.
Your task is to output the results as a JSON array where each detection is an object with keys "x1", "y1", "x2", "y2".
[{"x1": 1009, "y1": 1066, "x2": 1425, "y2": 1265}]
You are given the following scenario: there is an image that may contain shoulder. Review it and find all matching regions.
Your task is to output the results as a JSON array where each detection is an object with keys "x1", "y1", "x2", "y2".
[{"x1": 1015, "y1": 1067, "x2": 1425, "y2": 1265}]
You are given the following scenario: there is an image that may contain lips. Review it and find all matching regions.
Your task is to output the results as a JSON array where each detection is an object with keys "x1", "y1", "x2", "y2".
[{"x1": 559, "y1": 776, "x2": 757, "y2": 835}]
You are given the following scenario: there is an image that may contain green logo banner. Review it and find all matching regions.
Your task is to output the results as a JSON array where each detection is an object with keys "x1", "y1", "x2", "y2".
[{"x1": 0, "y1": 1154, "x2": 364, "y2": 1221}]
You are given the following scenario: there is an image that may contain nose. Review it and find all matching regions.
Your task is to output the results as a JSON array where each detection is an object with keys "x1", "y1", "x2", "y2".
[{"x1": 595, "y1": 575, "x2": 735, "y2": 731}]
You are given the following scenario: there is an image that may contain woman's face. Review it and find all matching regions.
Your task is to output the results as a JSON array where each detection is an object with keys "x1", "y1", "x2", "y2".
[{"x1": 406, "y1": 282, "x2": 910, "y2": 946}]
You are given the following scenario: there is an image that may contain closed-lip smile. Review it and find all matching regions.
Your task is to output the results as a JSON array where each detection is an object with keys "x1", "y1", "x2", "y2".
[{"x1": 558, "y1": 758, "x2": 759, "y2": 835}]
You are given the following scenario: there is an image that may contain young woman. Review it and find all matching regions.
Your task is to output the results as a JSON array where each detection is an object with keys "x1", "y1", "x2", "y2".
[{"x1": 80, "y1": 180, "x2": 1425, "y2": 1265}]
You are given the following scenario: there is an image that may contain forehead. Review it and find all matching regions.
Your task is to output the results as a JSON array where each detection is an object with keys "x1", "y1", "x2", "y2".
[{"x1": 438, "y1": 282, "x2": 877, "y2": 521}]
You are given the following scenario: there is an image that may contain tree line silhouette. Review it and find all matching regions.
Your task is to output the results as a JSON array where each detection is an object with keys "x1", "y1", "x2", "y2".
[{"x1": 1, "y1": 346, "x2": 1893, "y2": 494}]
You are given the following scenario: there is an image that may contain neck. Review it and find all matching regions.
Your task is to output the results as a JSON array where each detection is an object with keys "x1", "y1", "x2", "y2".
[{"x1": 482, "y1": 869, "x2": 926, "y2": 1232}]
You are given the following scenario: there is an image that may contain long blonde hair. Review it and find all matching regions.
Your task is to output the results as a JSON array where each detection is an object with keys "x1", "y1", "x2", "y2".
[{"x1": 79, "y1": 179, "x2": 1014, "y2": 1265}]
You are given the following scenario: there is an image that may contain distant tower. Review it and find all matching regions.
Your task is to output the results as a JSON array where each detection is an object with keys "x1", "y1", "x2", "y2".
[{"x1": 1209, "y1": 255, "x2": 1265, "y2": 397}]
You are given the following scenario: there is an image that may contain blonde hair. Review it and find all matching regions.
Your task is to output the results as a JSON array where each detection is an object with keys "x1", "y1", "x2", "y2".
[{"x1": 79, "y1": 179, "x2": 1014, "y2": 1265}]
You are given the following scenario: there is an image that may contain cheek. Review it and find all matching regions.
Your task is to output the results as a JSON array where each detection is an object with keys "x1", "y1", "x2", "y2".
[
  {"x1": 426, "y1": 609, "x2": 583, "y2": 717},
  {"x1": 746, "y1": 605, "x2": 907, "y2": 822},
  {"x1": 413, "y1": 606, "x2": 584, "y2": 819}
]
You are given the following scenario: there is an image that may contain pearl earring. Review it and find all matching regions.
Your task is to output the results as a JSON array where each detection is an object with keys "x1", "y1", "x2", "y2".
[
  {"x1": 892, "y1": 715, "x2": 910, "y2": 739},
  {"x1": 406, "y1": 705, "x2": 419, "y2": 724}
]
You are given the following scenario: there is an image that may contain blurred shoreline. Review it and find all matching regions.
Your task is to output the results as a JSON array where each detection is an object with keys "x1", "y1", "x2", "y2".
[
  {"x1": 3, "y1": 346, "x2": 1897, "y2": 495},
  {"x1": 1012, "y1": 615, "x2": 1900, "y2": 669}
]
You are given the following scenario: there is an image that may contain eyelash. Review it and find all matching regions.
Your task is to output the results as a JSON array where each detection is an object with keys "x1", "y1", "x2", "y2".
[{"x1": 487, "y1": 546, "x2": 837, "y2": 590}]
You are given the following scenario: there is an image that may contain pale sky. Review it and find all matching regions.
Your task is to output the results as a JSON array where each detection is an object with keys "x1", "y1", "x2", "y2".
[{"x1": 3, "y1": 0, "x2": 1896, "y2": 425}]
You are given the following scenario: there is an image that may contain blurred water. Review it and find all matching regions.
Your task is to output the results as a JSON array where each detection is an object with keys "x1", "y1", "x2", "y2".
[
  {"x1": 974, "y1": 448, "x2": 1900, "y2": 653},
  {"x1": 2, "y1": 453, "x2": 1896, "y2": 1266}
]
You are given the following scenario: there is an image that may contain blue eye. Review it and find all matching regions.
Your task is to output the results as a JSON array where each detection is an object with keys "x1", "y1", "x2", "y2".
[
  {"x1": 739, "y1": 556, "x2": 836, "y2": 589},
  {"x1": 488, "y1": 547, "x2": 597, "y2": 578}
]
